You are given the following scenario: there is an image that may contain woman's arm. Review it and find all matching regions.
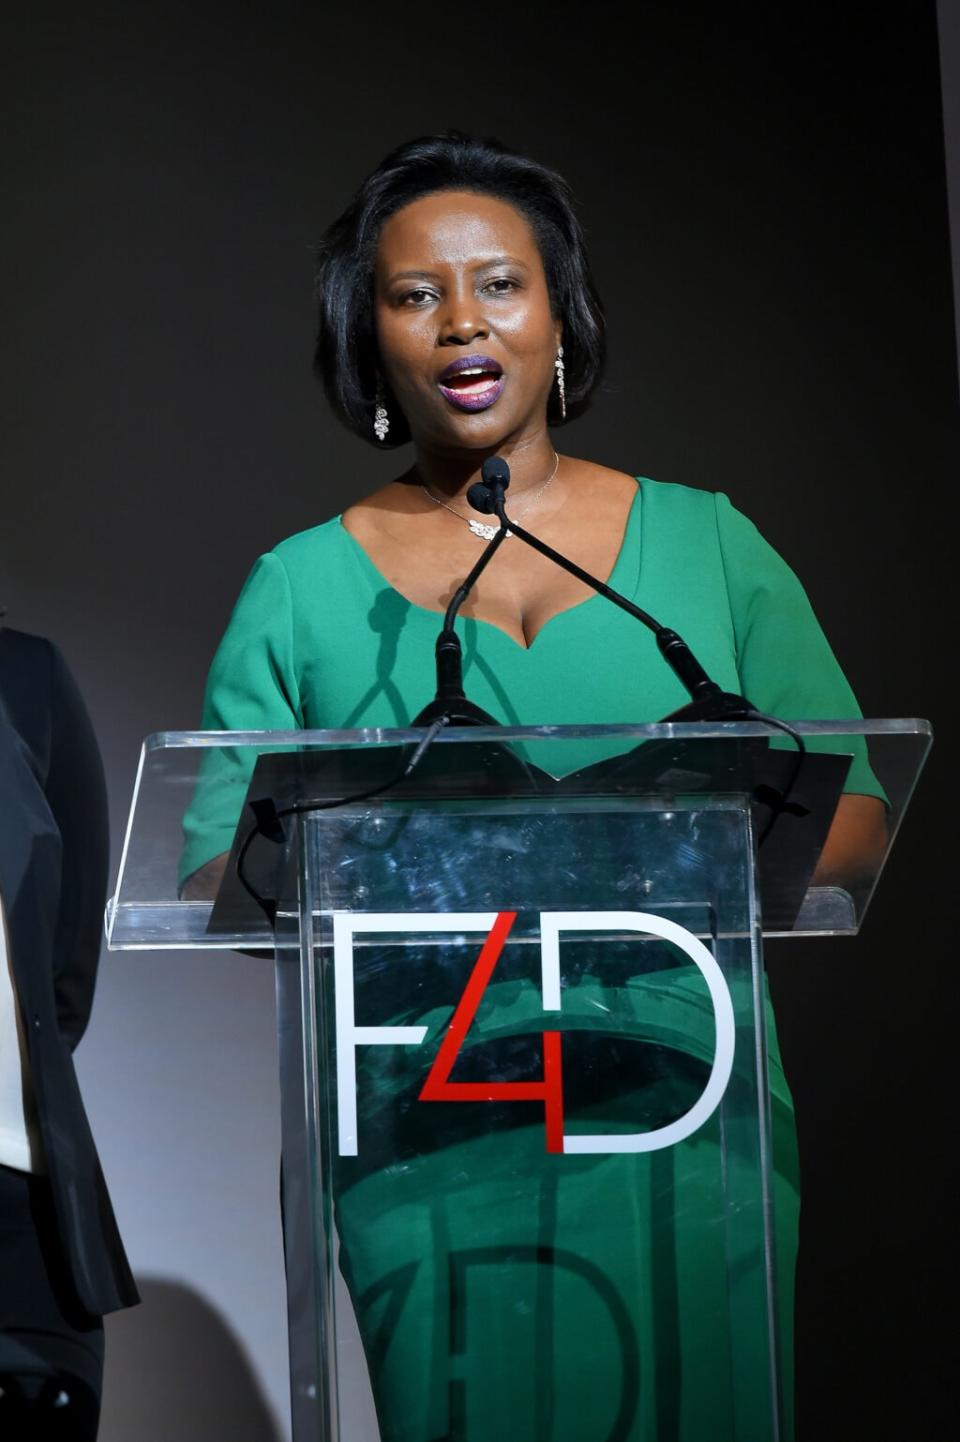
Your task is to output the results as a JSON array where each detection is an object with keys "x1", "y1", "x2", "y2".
[
  {"x1": 813, "y1": 792, "x2": 888, "y2": 888},
  {"x1": 715, "y1": 493, "x2": 890, "y2": 889},
  {"x1": 180, "y1": 851, "x2": 230, "y2": 901},
  {"x1": 179, "y1": 551, "x2": 302, "y2": 891}
]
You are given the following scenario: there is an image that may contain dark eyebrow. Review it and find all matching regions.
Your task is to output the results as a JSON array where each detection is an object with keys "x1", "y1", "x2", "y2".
[
  {"x1": 385, "y1": 255, "x2": 532, "y2": 284},
  {"x1": 473, "y1": 254, "x2": 530, "y2": 272}
]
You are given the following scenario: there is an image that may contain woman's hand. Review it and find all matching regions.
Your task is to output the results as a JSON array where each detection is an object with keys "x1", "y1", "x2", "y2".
[{"x1": 180, "y1": 851, "x2": 230, "y2": 901}]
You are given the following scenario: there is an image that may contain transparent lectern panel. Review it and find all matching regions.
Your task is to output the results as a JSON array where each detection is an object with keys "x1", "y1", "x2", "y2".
[
  {"x1": 103, "y1": 720, "x2": 931, "y2": 1442},
  {"x1": 296, "y1": 800, "x2": 783, "y2": 1442},
  {"x1": 106, "y1": 720, "x2": 931, "y2": 948}
]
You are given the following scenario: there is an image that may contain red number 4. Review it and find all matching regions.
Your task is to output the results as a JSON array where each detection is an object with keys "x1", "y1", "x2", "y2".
[{"x1": 418, "y1": 910, "x2": 565, "y2": 1153}]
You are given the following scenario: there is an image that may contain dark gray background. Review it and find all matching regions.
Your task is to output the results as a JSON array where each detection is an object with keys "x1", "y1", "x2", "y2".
[{"x1": 2, "y1": 3, "x2": 957, "y2": 1438}]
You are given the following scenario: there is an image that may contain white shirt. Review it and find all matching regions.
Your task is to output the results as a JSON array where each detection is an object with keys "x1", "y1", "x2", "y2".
[{"x1": 0, "y1": 890, "x2": 45, "y2": 1173}]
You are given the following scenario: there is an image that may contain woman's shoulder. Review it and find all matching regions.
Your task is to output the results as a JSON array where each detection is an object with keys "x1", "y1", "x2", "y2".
[
  {"x1": 633, "y1": 477, "x2": 783, "y2": 579},
  {"x1": 339, "y1": 481, "x2": 412, "y2": 548},
  {"x1": 266, "y1": 513, "x2": 353, "y2": 575},
  {"x1": 573, "y1": 463, "x2": 725, "y2": 517},
  {"x1": 634, "y1": 473, "x2": 727, "y2": 516}
]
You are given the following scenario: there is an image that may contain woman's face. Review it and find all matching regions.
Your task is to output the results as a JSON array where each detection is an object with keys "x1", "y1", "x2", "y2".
[{"x1": 374, "y1": 190, "x2": 561, "y2": 453}]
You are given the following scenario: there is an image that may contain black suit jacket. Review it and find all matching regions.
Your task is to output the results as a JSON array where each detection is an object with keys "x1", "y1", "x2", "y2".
[{"x1": 0, "y1": 627, "x2": 138, "y2": 1315}]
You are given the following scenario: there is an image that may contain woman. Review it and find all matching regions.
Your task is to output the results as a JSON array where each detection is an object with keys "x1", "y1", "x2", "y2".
[{"x1": 183, "y1": 134, "x2": 886, "y2": 1440}]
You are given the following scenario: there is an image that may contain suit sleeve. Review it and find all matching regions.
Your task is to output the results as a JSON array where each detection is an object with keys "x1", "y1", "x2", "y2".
[{"x1": 44, "y1": 642, "x2": 110, "y2": 1051}]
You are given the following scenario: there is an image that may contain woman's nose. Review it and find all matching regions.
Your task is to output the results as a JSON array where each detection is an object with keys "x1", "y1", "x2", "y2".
[{"x1": 439, "y1": 293, "x2": 489, "y2": 344}]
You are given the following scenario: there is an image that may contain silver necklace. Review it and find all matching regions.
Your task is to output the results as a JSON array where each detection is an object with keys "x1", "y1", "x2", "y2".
[{"x1": 420, "y1": 452, "x2": 560, "y2": 540}]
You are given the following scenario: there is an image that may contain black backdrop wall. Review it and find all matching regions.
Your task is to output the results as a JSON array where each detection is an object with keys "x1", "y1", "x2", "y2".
[{"x1": 2, "y1": 4, "x2": 957, "y2": 1438}]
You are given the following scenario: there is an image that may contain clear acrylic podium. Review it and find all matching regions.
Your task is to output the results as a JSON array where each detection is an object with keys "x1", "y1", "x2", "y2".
[{"x1": 106, "y1": 720, "x2": 930, "y2": 1442}]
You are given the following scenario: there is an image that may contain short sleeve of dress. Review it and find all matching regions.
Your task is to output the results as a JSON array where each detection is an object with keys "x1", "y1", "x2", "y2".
[
  {"x1": 714, "y1": 492, "x2": 883, "y2": 799},
  {"x1": 179, "y1": 552, "x2": 303, "y2": 886}
]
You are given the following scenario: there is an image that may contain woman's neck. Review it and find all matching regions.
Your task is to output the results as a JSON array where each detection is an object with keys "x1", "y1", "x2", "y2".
[{"x1": 410, "y1": 433, "x2": 559, "y2": 502}]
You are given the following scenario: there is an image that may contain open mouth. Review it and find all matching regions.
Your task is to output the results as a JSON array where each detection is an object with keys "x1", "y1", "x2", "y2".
[{"x1": 437, "y1": 355, "x2": 505, "y2": 412}]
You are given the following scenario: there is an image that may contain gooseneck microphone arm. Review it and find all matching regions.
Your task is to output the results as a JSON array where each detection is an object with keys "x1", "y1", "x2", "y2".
[
  {"x1": 441, "y1": 525, "x2": 510, "y2": 632},
  {"x1": 496, "y1": 504, "x2": 727, "y2": 707},
  {"x1": 412, "y1": 524, "x2": 508, "y2": 726},
  {"x1": 467, "y1": 460, "x2": 755, "y2": 721}
]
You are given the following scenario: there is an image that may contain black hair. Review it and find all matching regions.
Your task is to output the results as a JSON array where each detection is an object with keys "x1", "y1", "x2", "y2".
[{"x1": 313, "y1": 132, "x2": 606, "y2": 447}]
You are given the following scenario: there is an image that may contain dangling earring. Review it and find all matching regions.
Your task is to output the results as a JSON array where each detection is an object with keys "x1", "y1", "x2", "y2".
[
  {"x1": 373, "y1": 380, "x2": 389, "y2": 442},
  {"x1": 554, "y1": 346, "x2": 567, "y2": 420}
]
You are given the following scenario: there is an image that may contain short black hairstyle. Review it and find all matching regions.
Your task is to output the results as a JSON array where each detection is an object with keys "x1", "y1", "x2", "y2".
[{"x1": 313, "y1": 132, "x2": 606, "y2": 447}]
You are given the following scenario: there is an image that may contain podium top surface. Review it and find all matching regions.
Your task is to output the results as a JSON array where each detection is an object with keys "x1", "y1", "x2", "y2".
[
  {"x1": 107, "y1": 720, "x2": 931, "y2": 949},
  {"x1": 142, "y1": 717, "x2": 931, "y2": 750}
]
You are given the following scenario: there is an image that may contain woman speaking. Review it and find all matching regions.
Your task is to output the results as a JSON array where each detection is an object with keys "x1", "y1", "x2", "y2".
[{"x1": 182, "y1": 133, "x2": 885, "y2": 1441}]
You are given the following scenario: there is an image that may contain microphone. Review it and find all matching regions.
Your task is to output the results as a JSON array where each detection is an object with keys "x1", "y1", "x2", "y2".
[
  {"x1": 412, "y1": 504, "x2": 509, "y2": 727},
  {"x1": 476, "y1": 453, "x2": 510, "y2": 509},
  {"x1": 468, "y1": 458, "x2": 755, "y2": 723}
]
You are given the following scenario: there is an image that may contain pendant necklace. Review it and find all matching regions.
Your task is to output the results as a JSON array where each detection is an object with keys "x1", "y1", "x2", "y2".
[{"x1": 420, "y1": 452, "x2": 560, "y2": 540}]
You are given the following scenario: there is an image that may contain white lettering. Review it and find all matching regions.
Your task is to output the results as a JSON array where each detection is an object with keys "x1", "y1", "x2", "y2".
[{"x1": 539, "y1": 911, "x2": 736, "y2": 1153}]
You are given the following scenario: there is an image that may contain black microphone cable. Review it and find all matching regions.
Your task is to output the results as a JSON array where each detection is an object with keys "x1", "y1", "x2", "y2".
[
  {"x1": 235, "y1": 715, "x2": 450, "y2": 924},
  {"x1": 741, "y1": 713, "x2": 808, "y2": 845}
]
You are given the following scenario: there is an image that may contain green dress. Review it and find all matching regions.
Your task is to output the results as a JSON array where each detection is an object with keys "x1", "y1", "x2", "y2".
[{"x1": 184, "y1": 478, "x2": 880, "y2": 1441}]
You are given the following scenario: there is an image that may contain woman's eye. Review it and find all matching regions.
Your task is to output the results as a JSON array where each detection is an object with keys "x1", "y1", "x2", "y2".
[
  {"x1": 401, "y1": 288, "x2": 435, "y2": 306},
  {"x1": 483, "y1": 277, "x2": 518, "y2": 295}
]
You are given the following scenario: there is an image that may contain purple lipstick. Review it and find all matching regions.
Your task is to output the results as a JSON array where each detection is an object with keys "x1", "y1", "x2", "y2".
[{"x1": 436, "y1": 353, "x2": 505, "y2": 412}]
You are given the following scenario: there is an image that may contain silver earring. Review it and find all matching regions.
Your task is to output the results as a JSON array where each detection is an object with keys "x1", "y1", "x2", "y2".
[
  {"x1": 374, "y1": 381, "x2": 389, "y2": 442},
  {"x1": 555, "y1": 346, "x2": 567, "y2": 420}
]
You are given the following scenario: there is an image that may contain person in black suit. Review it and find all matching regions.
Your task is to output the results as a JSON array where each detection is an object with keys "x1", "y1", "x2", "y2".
[{"x1": 0, "y1": 624, "x2": 138, "y2": 1439}]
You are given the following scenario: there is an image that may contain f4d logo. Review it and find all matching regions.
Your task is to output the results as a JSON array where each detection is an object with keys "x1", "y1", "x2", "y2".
[{"x1": 333, "y1": 911, "x2": 736, "y2": 1159}]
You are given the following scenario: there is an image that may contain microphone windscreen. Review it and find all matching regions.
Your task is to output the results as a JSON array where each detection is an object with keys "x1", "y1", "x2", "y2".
[
  {"x1": 467, "y1": 482, "x2": 496, "y2": 514},
  {"x1": 480, "y1": 455, "x2": 511, "y2": 489}
]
